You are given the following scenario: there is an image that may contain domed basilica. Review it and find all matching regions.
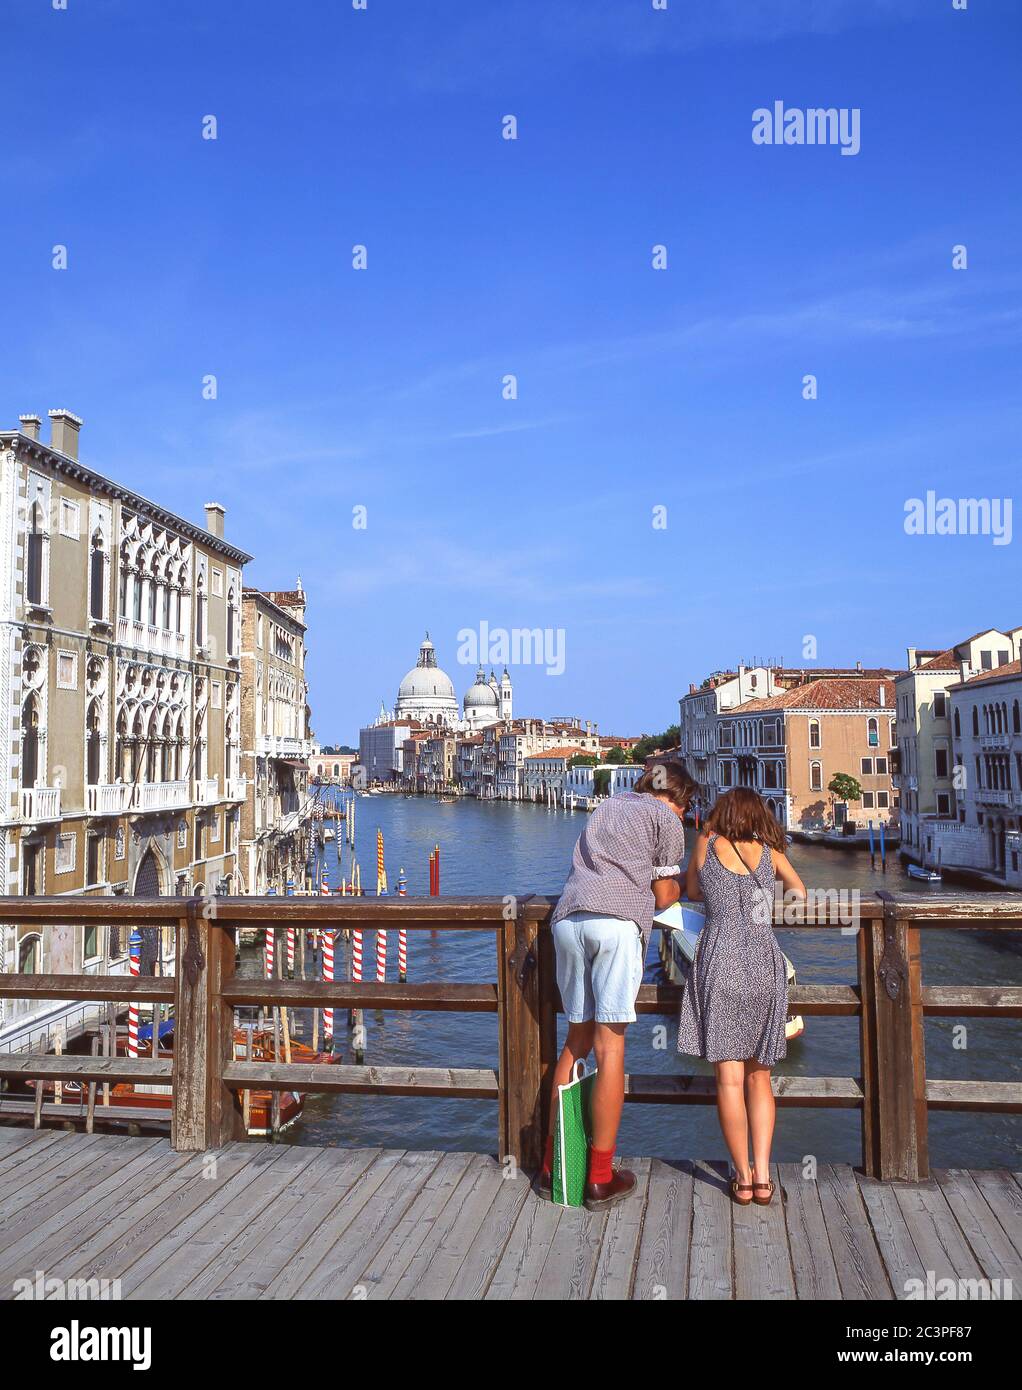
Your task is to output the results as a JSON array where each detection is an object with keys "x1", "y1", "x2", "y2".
[{"x1": 377, "y1": 633, "x2": 512, "y2": 731}]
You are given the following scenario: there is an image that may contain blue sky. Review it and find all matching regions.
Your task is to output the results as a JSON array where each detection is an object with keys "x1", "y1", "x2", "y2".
[{"x1": 3, "y1": 0, "x2": 1019, "y2": 740}]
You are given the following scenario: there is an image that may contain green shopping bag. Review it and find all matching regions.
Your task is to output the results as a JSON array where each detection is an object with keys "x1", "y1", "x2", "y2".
[{"x1": 552, "y1": 1060, "x2": 596, "y2": 1207}]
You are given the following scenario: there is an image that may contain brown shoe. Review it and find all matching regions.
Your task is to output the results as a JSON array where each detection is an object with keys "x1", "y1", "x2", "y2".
[{"x1": 584, "y1": 1167, "x2": 636, "y2": 1211}]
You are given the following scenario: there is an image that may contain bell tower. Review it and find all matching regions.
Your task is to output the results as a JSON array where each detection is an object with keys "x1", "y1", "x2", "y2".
[{"x1": 499, "y1": 666, "x2": 513, "y2": 721}]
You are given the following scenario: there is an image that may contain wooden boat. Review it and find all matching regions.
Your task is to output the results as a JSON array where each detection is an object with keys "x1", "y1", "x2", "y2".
[
  {"x1": 25, "y1": 1021, "x2": 336, "y2": 1137},
  {"x1": 906, "y1": 863, "x2": 942, "y2": 883},
  {"x1": 656, "y1": 901, "x2": 805, "y2": 1042}
]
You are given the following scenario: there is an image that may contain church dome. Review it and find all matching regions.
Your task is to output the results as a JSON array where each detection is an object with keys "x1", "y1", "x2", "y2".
[
  {"x1": 464, "y1": 666, "x2": 499, "y2": 709},
  {"x1": 394, "y1": 632, "x2": 459, "y2": 724}
]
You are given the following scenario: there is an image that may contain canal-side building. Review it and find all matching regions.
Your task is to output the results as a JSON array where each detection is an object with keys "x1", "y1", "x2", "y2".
[
  {"x1": 0, "y1": 409, "x2": 251, "y2": 1051},
  {"x1": 895, "y1": 628, "x2": 1022, "y2": 866},
  {"x1": 308, "y1": 747, "x2": 356, "y2": 785},
  {"x1": 924, "y1": 657, "x2": 1022, "y2": 886},
  {"x1": 718, "y1": 677, "x2": 899, "y2": 831},
  {"x1": 523, "y1": 747, "x2": 586, "y2": 803},
  {"x1": 238, "y1": 585, "x2": 313, "y2": 895},
  {"x1": 359, "y1": 719, "x2": 419, "y2": 784},
  {"x1": 680, "y1": 667, "x2": 785, "y2": 813}
]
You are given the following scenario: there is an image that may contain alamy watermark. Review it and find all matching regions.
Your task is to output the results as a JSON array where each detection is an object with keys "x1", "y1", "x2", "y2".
[
  {"x1": 904, "y1": 491, "x2": 1012, "y2": 546},
  {"x1": 752, "y1": 101, "x2": 860, "y2": 156},
  {"x1": 456, "y1": 622, "x2": 565, "y2": 677}
]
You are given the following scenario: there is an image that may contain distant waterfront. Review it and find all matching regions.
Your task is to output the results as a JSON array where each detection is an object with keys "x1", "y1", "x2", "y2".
[{"x1": 246, "y1": 792, "x2": 1022, "y2": 1169}]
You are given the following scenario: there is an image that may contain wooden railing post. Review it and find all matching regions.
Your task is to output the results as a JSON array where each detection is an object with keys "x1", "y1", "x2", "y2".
[
  {"x1": 497, "y1": 899, "x2": 544, "y2": 1171},
  {"x1": 172, "y1": 899, "x2": 241, "y2": 1151},
  {"x1": 860, "y1": 894, "x2": 928, "y2": 1180}
]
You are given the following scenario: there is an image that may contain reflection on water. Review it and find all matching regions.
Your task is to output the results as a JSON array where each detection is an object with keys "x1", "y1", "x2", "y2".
[{"x1": 251, "y1": 793, "x2": 1022, "y2": 1168}]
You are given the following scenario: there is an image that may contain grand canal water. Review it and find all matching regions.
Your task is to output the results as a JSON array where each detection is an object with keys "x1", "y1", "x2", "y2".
[{"x1": 250, "y1": 792, "x2": 1022, "y2": 1169}]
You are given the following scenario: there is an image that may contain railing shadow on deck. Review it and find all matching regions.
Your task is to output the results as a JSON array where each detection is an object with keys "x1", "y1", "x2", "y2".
[{"x1": 0, "y1": 892, "x2": 1020, "y2": 1182}]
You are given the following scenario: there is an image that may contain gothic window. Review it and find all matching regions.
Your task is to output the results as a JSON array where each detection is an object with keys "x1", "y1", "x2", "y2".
[
  {"x1": 26, "y1": 501, "x2": 45, "y2": 606},
  {"x1": 86, "y1": 699, "x2": 103, "y2": 785},
  {"x1": 22, "y1": 693, "x2": 40, "y2": 789},
  {"x1": 90, "y1": 534, "x2": 106, "y2": 620}
]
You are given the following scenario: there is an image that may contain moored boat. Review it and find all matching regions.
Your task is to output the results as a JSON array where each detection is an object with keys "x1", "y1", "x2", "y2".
[{"x1": 906, "y1": 863, "x2": 942, "y2": 883}]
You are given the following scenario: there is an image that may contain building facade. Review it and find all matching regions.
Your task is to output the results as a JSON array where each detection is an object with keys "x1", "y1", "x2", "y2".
[
  {"x1": 0, "y1": 410, "x2": 251, "y2": 1048},
  {"x1": 719, "y1": 677, "x2": 899, "y2": 831},
  {"x1": 239, "y1": 586, "x2": 313, "y2": 894}
]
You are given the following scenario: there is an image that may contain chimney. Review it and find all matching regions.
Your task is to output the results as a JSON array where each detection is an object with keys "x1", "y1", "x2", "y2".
[
  {"x1": 856, "y1": 660, "x2": 863, "y2": 672},
  {"x1": 48, "y1": 409, "x2": 82, "y2": 459},
  {"x1": 906, "y1": 647, "x2": 917, "y2": 669},
  {"x1": 19, "y1": 414, "x2": 41, "y2": 442},
  {"x1": 878, "y1": 684, "x2": 886, "y2": 708},
  {"x1": 204, "y1": 502, "x2": 225, "y2": 538}
]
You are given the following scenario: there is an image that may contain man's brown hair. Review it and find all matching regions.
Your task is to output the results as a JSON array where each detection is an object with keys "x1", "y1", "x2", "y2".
[{"x1": 634, "y1": 760, "x2": 698, "y2": 811}]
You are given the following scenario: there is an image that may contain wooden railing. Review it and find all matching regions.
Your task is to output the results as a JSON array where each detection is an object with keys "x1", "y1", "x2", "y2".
[{"x1": 0, "y1": 893, "x2": 1020, "y2": 1180}]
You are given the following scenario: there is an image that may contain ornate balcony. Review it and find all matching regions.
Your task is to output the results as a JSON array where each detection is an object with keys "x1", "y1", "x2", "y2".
[
  {"x1": 224, "y1": 777, "x2": 248, "y2": 801},
  {"x1": 116, "y1": 616, "x2": 187, "y2": 661},
  {"x1": 980, "y1": 733, "x2": 1012, "y2": 751},
  {"x1": 20, "y1": 786, "x2": 61, "y2": 821},
  {"x1": 194, "y1": 777, "x2": 219, "y2": 804},
  {"x1": 131, "y1": 780, "x2": 189, "y2": 813},
  {"x1": 87, "y1": 783, "x2": 132, "y2": 815},
  {"x1": 257, "y1": 735, "x2": 312, "y2": 759}
]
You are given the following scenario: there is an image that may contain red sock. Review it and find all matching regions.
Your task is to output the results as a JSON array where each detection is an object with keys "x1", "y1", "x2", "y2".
[
  {"x1": 588, "y1": 1147, "x2": 614, "y2": 1185},
  {"x1": 541, "y1": 1134, "x2": 554, "y2": 1176}
]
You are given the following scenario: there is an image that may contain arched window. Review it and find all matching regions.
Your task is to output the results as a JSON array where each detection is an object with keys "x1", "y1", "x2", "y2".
[
  {"x1": 18, "y1": 933, "x2": 41, "y2": 974},
  {"x1": 86, "y1": 699, "x2": 102, "y2": 785},
  {"x1": 972, "y1": 707, "x2": 979, "y2": 737},
  {"x1": 26, "y1": 501, "x2": 45, "y2": 606},
  {"x1": 22, "y1": 693, "x2": 40, "y2": 789},
  {"x1": 227, "y1": 587, "x2": 236, "y2": 656},
  {"x1": 954, "y1": 708, "x2": 961, "y2": 737},
  {"x1": 808, "y1": 719, "x2": 821, "y2": 749},
  {"x1": 90, "y1": 534, "x2": 106, "y2": 621},
  {"x1": 867, "y1": 718, "x2": 879, "y2": 747},
  {"x1": 809, "y1": 760, "x2": 823, "y2": 792}
]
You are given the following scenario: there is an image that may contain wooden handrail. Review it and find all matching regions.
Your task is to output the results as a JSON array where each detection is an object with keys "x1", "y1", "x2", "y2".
[{"x1": 0, "y1": 892, "x2": 1018, "y2": 1180}]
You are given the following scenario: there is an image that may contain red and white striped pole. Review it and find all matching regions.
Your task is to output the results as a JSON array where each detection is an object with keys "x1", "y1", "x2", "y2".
[
  {"x1": 322, "y1": 929, "x2": 334, "y2": 1046},
  {"x1": 128, "y1": 930, "x2": 141, "y2": 1059},
  {"x1": 286, "y1": 928, "x2": 295, "y2": 978},
  {"x1": 397, "y1": 868, "x2": 408, "y2": 982},
  {"x1": 264, "y1": 924, "x2": 274, "y2": 980}
]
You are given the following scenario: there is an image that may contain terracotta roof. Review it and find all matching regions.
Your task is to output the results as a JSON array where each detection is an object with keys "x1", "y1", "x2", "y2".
[
  {"x1": 526, "y1": 746, "x2": 587, "y2": 761},
  {"x1": 960, "y1": 658, "x2": 1022, "y2": 686},
  {"x1": 727, "y1": 677, "x2": 897, "y2": 714},
  {"x1": 917, "y1": 649, "x2": 957, "y2": 671}
]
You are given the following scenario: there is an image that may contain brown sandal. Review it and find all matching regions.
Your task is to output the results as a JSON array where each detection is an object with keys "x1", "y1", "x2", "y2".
[
  {"x1": 730, "y1": 1179, "x2": 754, "y2": 1206},
  {"x1": 752, "y1": 1180, "x2": 775, "y2": 1206}
]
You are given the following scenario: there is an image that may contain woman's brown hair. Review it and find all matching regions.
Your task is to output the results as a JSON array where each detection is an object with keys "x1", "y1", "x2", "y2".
[
  {"x1": 634, "y1": 761, "x2": 698, "y2": 812},
  {"x1": 704, "y1": 787, "x2": 787, "y2": 851}
]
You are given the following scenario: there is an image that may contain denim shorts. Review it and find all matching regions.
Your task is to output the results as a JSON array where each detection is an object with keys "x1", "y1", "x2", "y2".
[{"x1": 553, "y1": 912, "x2": 645, "y2": 1024}]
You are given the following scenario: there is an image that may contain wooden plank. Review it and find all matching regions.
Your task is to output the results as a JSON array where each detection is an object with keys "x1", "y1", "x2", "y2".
[
  {"x1": 864, "y1": 902, "x2": 928, "y2": 1180},
  {"x1": 484, "y1": 1182, "x2": 563, "y2": 1301},
  {"x1": 394, "y1": 1155, "x2": 516, "y2": 1300},
  {"x1": 0, "y1": 1055, "x2": 171, "y2": 1085},
  {"x1": 0, "y1": 1138, "x2": 178, "y2": 1290},
  {"x1": 0, "y1": 974, "x2": 173, "y2": 1001},
  {"x1": 445, "y1": 1166, "x2": 533, "y2": 1300},
  {"x1": 893, "y1": 1181, "x2": 985, "y2": 1295},
  {"x1": 56, "y1": 1145, "x2": 260, "y2": 1290},
  {"x1": 632, "y1": 1158, "x2": 693, "y2": 1302},
  {"x1": 633, "y1": 982, "x2": 859, "y2": 1017},
  {"x1": 732, "y1": 1163, "x2": 796, "y2": 1300},
  {"x1": 200, "y1": 1148, "x2": 382, "y2": 1300},
  {"x1": 0, "y1": 1125, "x2": 69, "y2": 1176},
  {"x1": 922, "y1": 985, "x2": 1022, "y2": 1017},
  {"x1": 222, "y1": 1061, "x2": 499, "y2": 1098},
  {"x1": 497, "y1": 905, "x2": 544, "y2": 1170},
  {"x1": 589, "y1": 1157, "x2": 651, "y2": 1300},
  {"x1": 623, "y1": 1073, "x2": 862, "y2": 1106},
  {"x1": 353, "y1": 1151, "x2": 476, "y2": 1299},
  {"x1": 289, "y1": 1151, "x2": 443, "y2": 1301},
  {"x1": 688, "y1": 1160, "x2": 733, "y2": 1299},
  {"x1": 223, "y1": 978, "x2": 498, "y2": 1012},
  {"x1": 926, "y1": 1080, "x2": 1022, "y2": 1112},
  {"x1": 967, "y1": 1169, "x2": 1022, "y2": 1263},
  {"x1": 815, "y1": 1164, "x2": 892, "y2": 1299},
  {"x1": 933, "y1": 1170, "x2": 1022, "y2": 1292},
  {"x1": 173, "y1": 912, "x2": 241, "y2": 1151},
  {"x1": 532, "y1": 1198, "x2": 608, "y2": 1301},
  {"x1": 128, "y1": 1146, "x2": 323, "y2": 1298},
  {"x1": 777, "y1": 1163, "x2": 842, "y2": 1300},
  {"x1": 856, "y1": 1173, "x2": 926, "y2": 1299},
  {"x1": 0, "y1": 1131, "x2": 109, "y2": 1209},
  {"x1": 259, "y1": 1151, "x2": 411, "y2": 1299}
]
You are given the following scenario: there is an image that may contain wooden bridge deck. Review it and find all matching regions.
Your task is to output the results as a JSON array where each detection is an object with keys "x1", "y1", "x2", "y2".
[{"x1": 1, "y1": 1125, "x2": 1020, "y2": 1300}]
